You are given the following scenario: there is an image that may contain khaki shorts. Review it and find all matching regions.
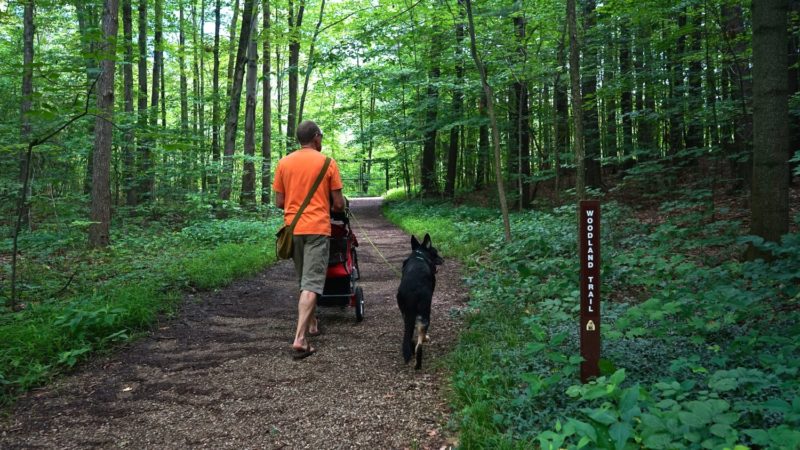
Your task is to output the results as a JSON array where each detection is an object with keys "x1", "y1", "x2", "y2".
[{"x1": 292, "y1": 234, "x2": 329, "y2": 295}]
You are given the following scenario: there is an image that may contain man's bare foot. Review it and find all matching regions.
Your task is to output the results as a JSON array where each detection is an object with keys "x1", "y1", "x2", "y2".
[
  {"x1": 292, "y1": 338, "x2": 315, "y2": 353},
  {"x1": 307, "y1": 318, "x2": 320, "y2": 337}
]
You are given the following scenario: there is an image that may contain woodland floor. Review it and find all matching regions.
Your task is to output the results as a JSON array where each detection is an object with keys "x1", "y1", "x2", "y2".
[{"x1": 0, "y1": 198, "x2": 466, "y2": 449}]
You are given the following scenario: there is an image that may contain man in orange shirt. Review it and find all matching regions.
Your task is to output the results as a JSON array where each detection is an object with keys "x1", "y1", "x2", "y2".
[{"x1": 273, "y1": 120, "x2": 345, "y2": 357}]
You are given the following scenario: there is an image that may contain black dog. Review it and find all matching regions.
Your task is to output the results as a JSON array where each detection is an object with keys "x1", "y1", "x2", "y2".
[{"x1": 397, "y1": 233, "x2": 444, "y2": 369}]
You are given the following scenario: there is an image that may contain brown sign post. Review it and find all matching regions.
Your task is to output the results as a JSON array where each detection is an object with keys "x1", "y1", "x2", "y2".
[{"x1": 579, "y1": 200, "x2": 601, "y2": 382}]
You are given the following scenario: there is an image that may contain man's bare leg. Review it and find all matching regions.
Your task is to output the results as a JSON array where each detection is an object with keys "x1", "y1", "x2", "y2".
[
  {"x1": 292, "y1": 290, "x2": 317, "y2": 352},
  {"x1": 308, "y1": 315, "x2": 319, "y2": 335}
]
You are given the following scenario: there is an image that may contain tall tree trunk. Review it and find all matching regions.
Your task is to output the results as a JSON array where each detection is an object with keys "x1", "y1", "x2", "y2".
[
  {"x1": 554, "y1": 27, "x2": 568, "y2": 199},
  {"x1": 261, "y1": 0, "x2": 272, "y2": 205},
  {"x1": 211, "y1": 0, "x2": 221, "y2": 190},
  {"x1": 789, "y1": 1, "x2": 800, "y2": 178},
  {"x1": 286, "y1": 0, "x2": 305, "y2": 152},
  {"x1": 75, "y1": 1, "x2": 100, "y2": 195},
  {"x1": 476, "y1": 91, "x2": 488, "y2": 190},
  {"x1": 226, "y1": 0, "x2": 241, "y2": 98},
  {"x1": 748, "y1": 0, "x2": 790, "y2": 258},
  {"x1": 568, "y1": 0, "x2": 586, "y2": 199},
  {"x1": 220, "y1": 0, "x2": 256, "y2": 201},
  {"x1": 634, "y1": 28, "x2": 655, "y2": 157},
  {"x1": 685, "y1": 8, "x2": 703, "y2": 151},
  {"x1": 465, "y1": 0, "x2": 511, "y2": 241},
  {"x1": 89, "y1": 0, "x2": 120, "y2": 248},
  {"x1": 421, "y1": 36, "x2": 441, "y2": 196},
  {"x1": 275, "y1": 2, "x2": 284, "y2": 156},
  {"x1": 513, "y1": 14, "x2": 531, "y2": 207},
  {"x1": 703, "y1": 2, "x2": 719, "y2": 148},
  {"x1": 722, "y1": 4, "x2": 751, "y2": 184},
  {"x1": 582, "y1": 0, "x2": 601, "y2": 189},
  {"x1": 19, "y1": 0, "x2": 34, "y2": 226},
  {"x1": 192, "y1": 0, "x2": 205, "y2": 192},
  {"x1": 137, "y1": 0, "x2": 151, "y2": 201},
  {"x1": 298, "y1": 0, "x2": 325, "y2": 124},
  {"x1": 241, "y1": 9, "x2": 258, "y2": 207},
  {"x1": 160, "y1": 61, "x2": 167, "y2": 128},
  {"x1": 619, "y1": 28, "x2": 633, "y2": 160},
  {"x1": 445, "y1": 0, "x2": 465, "y2": 198},
  {"x1": 122, "y1": 0, "x2": 136, "y2": 206},
  {"x1": 150, "y1": 0, "x2": 162, "y2": 131},
  {"x1": 275, "y1": 2, "x2": 289, "y2": 158},
  {"x1": 604, "y1": 25, "x2": 617, "y2": 161},
  {"x1": 668, "y1": 11, "x2": 687, "y2": 156},
  {"x1": 179, "y1": 0, "x2": 189, "y2": 134},
  {"x1": 179, "y1": 0, "x2": 190, "y2": 190}
]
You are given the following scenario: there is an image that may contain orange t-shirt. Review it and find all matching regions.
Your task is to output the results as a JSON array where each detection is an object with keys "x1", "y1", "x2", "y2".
[{"x1": 272, "y1": 148, "x2": 343, "y2": 236}]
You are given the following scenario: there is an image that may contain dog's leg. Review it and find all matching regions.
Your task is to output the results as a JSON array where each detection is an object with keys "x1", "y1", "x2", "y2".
[
  {"x1": 414, "y1": 317, "x2": 427, "y2": 370},
  {"x1": 402, "y1": 313, "x2": 415, "y2": 364}
]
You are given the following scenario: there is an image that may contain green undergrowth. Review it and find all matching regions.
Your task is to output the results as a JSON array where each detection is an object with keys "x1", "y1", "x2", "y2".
[
  {"x1": 1, "y1": 208, "x2": 282, "y2": 406},
  {"x1": 383, "y1": 197, "x2": 800, "y2": 449}
]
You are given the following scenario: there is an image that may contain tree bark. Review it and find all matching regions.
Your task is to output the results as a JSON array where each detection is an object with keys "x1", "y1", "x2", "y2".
[
  {"x1": 122, "y1": 0, "x2": 136, "y2": 206},
  {"x1": 220, "y1": 0, "x2": 256, "y2": 201},
  {"x1": 286, "y1": 0, "x2": 305, "y2": 152},
  {"x1": 749, "y1": 0, "x2": 790, "y2": 257},
  {"x1": 89, "y1": 0, "x2": 120, "y2": 248},
  {"x1": 261, "y1": 0, "x2": 272, "y2": 205},
  {"x1": 465, "y1": 0, "x2": 511, "y2": 241},
  {"x1": 137, "y1": 0, "x2": 151, "y2": 201},
  {"x1": 568, "y1": 0, "x2": 586, "y2": 199},
  {"x1": 241, "y1": 8, "x2": 258, "y2": 207}
]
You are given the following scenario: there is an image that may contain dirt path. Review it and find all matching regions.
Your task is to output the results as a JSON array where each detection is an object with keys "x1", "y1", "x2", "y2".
[{"x1": 1, "y1": 198, "x2": 465, "y2": 449}]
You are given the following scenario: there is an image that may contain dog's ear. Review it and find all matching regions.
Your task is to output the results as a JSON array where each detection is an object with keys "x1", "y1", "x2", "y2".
[
  {"x1": 422, "y1": 233, "x2": 432, "y2": 249},
  {"x1": 411, "y1": 235, "x2": 421, "y2": 250}
]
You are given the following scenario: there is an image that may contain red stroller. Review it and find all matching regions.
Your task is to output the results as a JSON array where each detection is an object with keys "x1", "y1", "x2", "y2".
[{"x1": 318, "y1": 209, "x2": 365, "y2": 322}]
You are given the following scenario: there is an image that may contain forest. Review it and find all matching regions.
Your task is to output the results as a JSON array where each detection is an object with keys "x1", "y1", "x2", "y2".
[{"x1": 1, "y1": 0, "x2": 799, "y2": 448}]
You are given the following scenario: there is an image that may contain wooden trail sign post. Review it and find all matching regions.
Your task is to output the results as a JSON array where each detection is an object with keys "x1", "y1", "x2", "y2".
[{"x1": 579, "y1": 200, "x2": 601, "y2": 382}]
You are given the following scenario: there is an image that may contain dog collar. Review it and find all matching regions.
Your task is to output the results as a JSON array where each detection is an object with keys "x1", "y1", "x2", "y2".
[{"x1": 414, "y1": 250, "x2": 437, "y2": 274}]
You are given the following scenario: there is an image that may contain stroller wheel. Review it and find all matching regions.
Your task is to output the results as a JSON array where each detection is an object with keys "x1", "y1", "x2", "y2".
[{"x1": 355, "y1": 287, "x2": 365, "y2": 322}]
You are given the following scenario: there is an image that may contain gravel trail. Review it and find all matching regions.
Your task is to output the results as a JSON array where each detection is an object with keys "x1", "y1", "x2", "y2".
[{"x1": 1, "y1": 198, "x2": 465, "y2": 449}]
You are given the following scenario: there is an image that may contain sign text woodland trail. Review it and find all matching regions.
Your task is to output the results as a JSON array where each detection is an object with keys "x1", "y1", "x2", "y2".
[{"x1": 580, "y1": 201, "x2": 601, "y2": 382}]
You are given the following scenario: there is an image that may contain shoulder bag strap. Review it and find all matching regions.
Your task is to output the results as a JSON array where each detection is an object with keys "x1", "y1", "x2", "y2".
[{"x1": 287, "y1": 156, "x2": 331, "y2": 231}]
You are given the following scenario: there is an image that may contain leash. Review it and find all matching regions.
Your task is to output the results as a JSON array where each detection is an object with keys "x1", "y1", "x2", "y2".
[{"x1": 348, "y1": 210, "x2": 404, "y2": 279}]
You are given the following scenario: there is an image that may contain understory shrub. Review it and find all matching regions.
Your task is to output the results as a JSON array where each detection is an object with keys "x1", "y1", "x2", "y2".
[
  {"x1": 383, "y1": 197, "x2": 800, "y2": 449},
  {"x1": 0, "y1": 211, "x2": 282, "y2": 405}
]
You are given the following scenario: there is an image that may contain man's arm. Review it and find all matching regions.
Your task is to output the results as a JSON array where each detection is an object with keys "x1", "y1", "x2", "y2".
[
  {"x1": 331, "y1": 189, "x2": 345, "y2": 212},
  {"x1": 275, "y1": 191, "x2": 285, "y2": 209}
]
